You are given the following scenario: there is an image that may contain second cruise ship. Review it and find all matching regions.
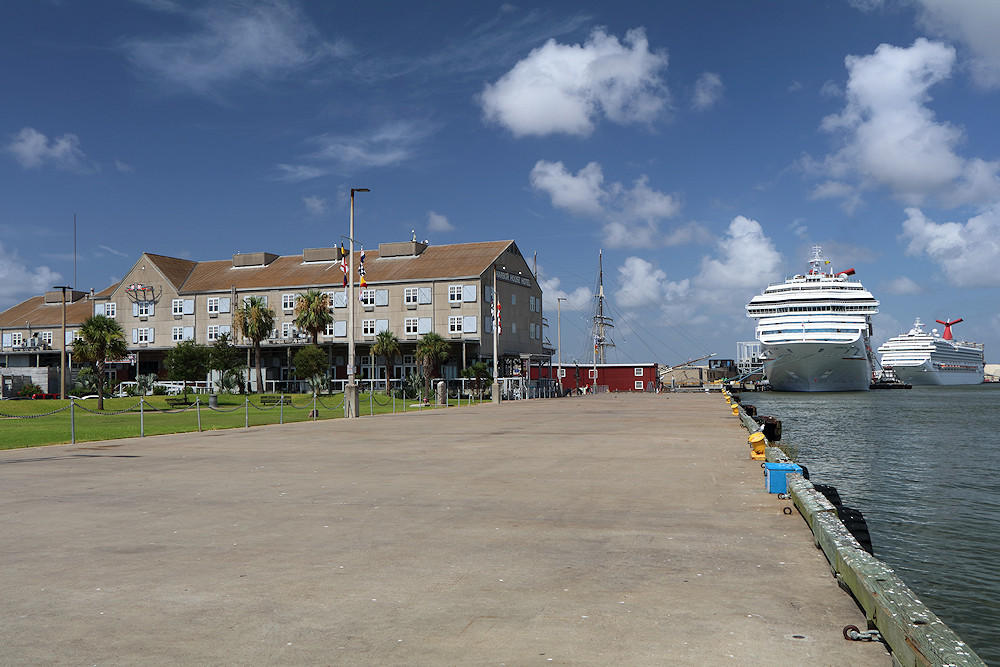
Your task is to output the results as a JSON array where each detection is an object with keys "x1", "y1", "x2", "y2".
[{"x1": 746, "y1": 246, "x2": 880, "y2": 392}]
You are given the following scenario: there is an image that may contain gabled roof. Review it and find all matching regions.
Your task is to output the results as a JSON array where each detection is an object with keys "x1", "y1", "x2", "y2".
[
  {"x1": 178, "y1": 240, "x2": 516, "y2": 293},
  {"x1": 145, "y1": 254, "x2": 197, "y2": 291},
  {"x1": 0, "y1": 290, "x2": 114, "y2": 329}
]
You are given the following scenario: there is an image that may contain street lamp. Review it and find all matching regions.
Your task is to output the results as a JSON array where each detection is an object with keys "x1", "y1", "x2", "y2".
[
  {"x1": 491, "y1": 264, "x2": 504, "y2": 404},
  {"x1": 345, "y1": 187, "x2": 369, "y2": 418},
  {"x1": 557, "y1": 297, "x2": 566, "y2": 394},
  {"x1": 54, "y1": 285, "x2": 72, "y2": 399}
]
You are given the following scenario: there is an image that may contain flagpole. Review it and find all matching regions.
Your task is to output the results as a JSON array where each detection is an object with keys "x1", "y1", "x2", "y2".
[{"x1": 345, "y1": 187, "x2": 369, "y2": 418}]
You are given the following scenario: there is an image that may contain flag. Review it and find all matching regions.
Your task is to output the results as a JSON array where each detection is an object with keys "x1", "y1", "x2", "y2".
[
  {"x1": 359, "y1": 245, "x2": 365, "y2": 265},
  {"x1": 340, "y1": 256, "x2": 348, "y2": 286}
]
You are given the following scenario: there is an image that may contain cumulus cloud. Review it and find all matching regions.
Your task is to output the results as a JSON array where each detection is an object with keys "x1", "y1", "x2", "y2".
[
  {"x1": 538, "y1": 275, "x2": 592, "y2": 312},
  {"x1": 427, "y1": 211, "x2": 455, "y2": 232},
  {"x1": 303, "y1": 196, "x2": 326, "y2": 216},
  {"x1": 691, "y1": 216, "x2": 783, "y2": 298},
  {"x1": 883, "y1": 276, "x2": 924, "y2": 294},
  {"x1": 901, "y1": 206, "x2": 1000, "y2": 286},
  {"x1": 915, "y1": 0, "x2": 1000, "y2": 89},
  {"x1": 0, "y1": 242, "x2": 63, "y2": 309},
  {"x1": 614, "y1": 256, "x2": 689, "y2": 308},
  {"x1": 5, "y1": 127, "x2": 94, "y2": 173},
  {"x1": 122, "y1": 0, "x2": 347, "y2": 97},
  {"x1": 814, "y1": 38, "x2": 1000, "y2": 208},
  {"x1": 529, "y1": 160, "x2": 687, "y2": 248},
  {"x1": 479, "y1": 27, "x2": 670, "y2": 137},
  {"x1": 692, "y1": 72, "x2": 723, "y2": 110}
]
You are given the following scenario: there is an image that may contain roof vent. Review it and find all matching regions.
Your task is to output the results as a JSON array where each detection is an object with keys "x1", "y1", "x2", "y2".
[
  {"x1": 303, "y1": 247, "x2": 344, "y2": 263},
  {"x1": 233, "y1": 252, "x2": 279, "y2": 268},
  {"x1": 378, "y1": 241, "x2": 428, "y2": 258}
]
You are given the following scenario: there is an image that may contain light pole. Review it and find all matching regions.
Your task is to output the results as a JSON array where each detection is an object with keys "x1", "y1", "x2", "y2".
[
  {"x1": 557, "y1": 297, "x2": 566, "y2": 394},
  {"x1": 491, "y1": 264, "x2": 501, "y2": 404},
  {"x1": 54, "y1": 285, "x2": 72, "y2": 398},
  {"x1": 345, "y1": 187, "x2": 369, "y2": 418}
]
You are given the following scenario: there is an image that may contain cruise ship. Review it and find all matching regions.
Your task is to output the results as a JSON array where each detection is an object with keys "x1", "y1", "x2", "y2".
[
  {"x1": 877, "y1": 318, "x2": 984, "y2": 386},
  {"x1": 746, "y1": 246, "x2": 879, "y2": 392}
]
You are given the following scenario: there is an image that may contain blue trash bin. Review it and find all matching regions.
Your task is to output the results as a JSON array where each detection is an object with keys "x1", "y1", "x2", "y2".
[{"x1": 764, "y1": 462, "x2": 802, "y2": 494}]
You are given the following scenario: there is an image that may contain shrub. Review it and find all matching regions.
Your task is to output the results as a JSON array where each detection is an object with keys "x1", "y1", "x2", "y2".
[{"x1": 17, "y1": 383, "x2": 43, "y2": 398}]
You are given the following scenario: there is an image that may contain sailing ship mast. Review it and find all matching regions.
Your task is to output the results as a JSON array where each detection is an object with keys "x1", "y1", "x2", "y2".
[{"x1": 593, "y1": 250, "x2": 615, "y2": 369}]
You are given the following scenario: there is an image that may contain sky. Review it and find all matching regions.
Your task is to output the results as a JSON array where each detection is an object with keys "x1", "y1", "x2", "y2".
[{"x1": 3, "y1": 0, "x2": 1000, "y2": 366}]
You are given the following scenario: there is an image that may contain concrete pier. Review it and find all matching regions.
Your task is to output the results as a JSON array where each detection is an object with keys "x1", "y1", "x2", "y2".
[{"x1": 0, "y1": 393, "x2": 888, "y2": 665}]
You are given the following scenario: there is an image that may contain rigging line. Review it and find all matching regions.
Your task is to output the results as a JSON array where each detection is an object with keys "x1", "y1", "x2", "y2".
[{"x1": 603, "y1": 300, "x2": 687, "y2": 362}]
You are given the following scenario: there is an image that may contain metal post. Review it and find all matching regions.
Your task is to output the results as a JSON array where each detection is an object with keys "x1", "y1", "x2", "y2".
[
  {"x1": 245, "y1": 396, "x2": 249, "y2": 428},
  {"x1": 140, "y1": 398, "x2": 144, "y2": 437},
  {"x1": 345, "y1": 187, "x2": 369, "y2": 418},
  {"x1": 313, "y1": 393, "x2": 317, "y2": 421},
  {"x1": 55, "y1": 285, "x2": 71, "y2": 399},
  {"x1": 196, "y1": 396, "x2": 202, "y2": 432},
  {"x1": 70, "y1": 397, "x2": 75, "y2": 444},
  {"x1": 280, "y1": 393, "x2": 284, "y2": 424},
  {"x1": 491, "y1": 264, "x2": 501, "y2": 404}
]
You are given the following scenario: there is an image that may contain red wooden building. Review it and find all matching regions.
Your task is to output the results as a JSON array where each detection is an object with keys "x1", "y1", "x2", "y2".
[{"x1": 531, "y1": 362, "x2": 660, "y2": 393}]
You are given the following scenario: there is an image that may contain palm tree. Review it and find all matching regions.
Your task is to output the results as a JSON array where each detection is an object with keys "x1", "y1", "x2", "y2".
[
  {"x1": 233, "y1": 295, "x2": 275, "y2": 393},
  {"x1": 371, "y1": 330, "x2": 401, "y2": 394},
  {"x1": 415, "y1": 332, "x2": 451, "y2": 401},
  {"x1": 293, "y1": 289, "x2": 332, "y2": 344},
  {"x1": 72, "y1": 314, "x2": 128, "y2": 410}
]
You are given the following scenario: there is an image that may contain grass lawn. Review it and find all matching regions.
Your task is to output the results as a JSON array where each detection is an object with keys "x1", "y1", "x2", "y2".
[{"x1": 0, "y1": 392, "x2": 482, "y2": 450}]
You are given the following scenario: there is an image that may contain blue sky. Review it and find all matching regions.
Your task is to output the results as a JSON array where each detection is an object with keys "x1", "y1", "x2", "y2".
[{"x1": 3, "y1": 0, "x2": 1000, "y2": 365}]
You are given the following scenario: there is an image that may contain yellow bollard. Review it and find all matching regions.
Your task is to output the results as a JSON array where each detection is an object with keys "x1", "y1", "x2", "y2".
[
  {"x1": 748, "y1": 431, "x2": 766, "y2": 460},
  {"x1": 731, "y1": 404, "x2": 739, "y2": 416}
]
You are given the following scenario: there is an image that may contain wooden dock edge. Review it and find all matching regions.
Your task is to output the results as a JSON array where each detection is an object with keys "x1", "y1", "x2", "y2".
[{"x1": 734, "y1": 401, "x2": 986, "y2": 666}]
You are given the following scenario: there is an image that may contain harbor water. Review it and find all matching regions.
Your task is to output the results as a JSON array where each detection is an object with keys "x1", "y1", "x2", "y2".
[{"x1": 743, "y1": 384, "x2": 1000, "y2": 664}]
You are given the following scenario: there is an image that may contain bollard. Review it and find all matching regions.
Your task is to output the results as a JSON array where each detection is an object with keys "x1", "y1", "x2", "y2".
[{"x1": 748, "y1": 431, "x2": 766, "y2": 460}]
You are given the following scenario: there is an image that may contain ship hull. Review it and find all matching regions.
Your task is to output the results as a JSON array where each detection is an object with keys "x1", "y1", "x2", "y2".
[
  {"x1": 886, "y1": 361, "x2": 984, "y2": 386},
  {"x1": 761, "y1": 340, "x2": 872, "y2": 392}
]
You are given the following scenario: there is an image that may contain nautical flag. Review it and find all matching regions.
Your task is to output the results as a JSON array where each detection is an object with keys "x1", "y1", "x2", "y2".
[
  {"x1": 340, "y1": 256, "x2": 348, "y2": 286},
  {"x1": 359, "y1": 245, "x2": 365, "y2": 265}
]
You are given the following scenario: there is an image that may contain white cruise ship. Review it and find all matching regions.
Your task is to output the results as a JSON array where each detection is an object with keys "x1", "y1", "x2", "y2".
[
  {"x1": 746, "y1": 246, "x2": 879, "y2": 392},
  {"x1": 877, "y1": 318, "x2": 984, "y2": 386}
]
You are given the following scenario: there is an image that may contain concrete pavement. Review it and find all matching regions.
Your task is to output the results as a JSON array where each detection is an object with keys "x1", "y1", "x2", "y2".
[{"x1": 0, "y1": 393, "x2": 889, "y2": 665}]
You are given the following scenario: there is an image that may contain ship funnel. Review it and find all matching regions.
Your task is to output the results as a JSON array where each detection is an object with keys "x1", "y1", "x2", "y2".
[
  {"x1": 935, "y1": 318, "x2": 963, "y2": 340},
  {"x1": 836, "y1": 268, "x2": 855, "y2": 276}
]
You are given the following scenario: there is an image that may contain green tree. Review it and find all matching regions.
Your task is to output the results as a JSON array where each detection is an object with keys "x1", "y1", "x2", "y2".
[
  {"x1": 233, "y1": 295, "x2": 275, "y2": 394},
  {"x1": 165, "y1": 340, "x2": 211, "y2": 400},
  {"x1": 210, "y1": 332, "x2": 245, "y2": 393},
  {"x1": 293, "y1": 345, "x2": 328, "y2": 397},
  {"x1": 460, "y1": 361, "x2": 492, "y2": 399},
  {"x1": 294, "y1": 289, "x2": 332, "y2": 344},
  {"x1": 371, "y1": 329, "x2": 400, "y2": 394},
  {"x1": 415, "y1": 332, "x2": 451, "y2": 400},
  {"x1": 72, "y1": 314, "x2": 128, "y2": 410}
]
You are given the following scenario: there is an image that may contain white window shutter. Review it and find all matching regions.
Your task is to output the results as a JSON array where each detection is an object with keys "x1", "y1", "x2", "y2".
[
  {"x1": 463, "y1": 316, "x2": 477, "y2": 333},
  {"x1": 334, "y1": 320, "x2": 347, "y2": 337},
  {"x1": 148, "y1": 302, "x2": 154, "y2": 316},
  {"x1": 375, "y1": 289, "x2": 389, "y2": 306},
  {"x1": 333, "y1": 292, "x2": 347, "y2": 308},
  {"x1": 148, "y1": 328, "x2": 154, "y2": 343},
  {"x1": 463, "y1": 285, "x2": 476, "y2": 302},
  {"x1": 220, "y1": 297, "x2": 231, "y2": 313},
  {"x1": 220, "y1": 325, "x2": 231, "y2": 336},
  {"x1": 66, "y1": 330, "x2": 74, "y2": 345},
  {"x1": 94, "y1": 303, "x2": 105, "y2": 316},
  {"x1": 417, "y1": 287, "x2": 432, "y2": 304},
  {"x1": 132, "y1": 328, "x2": 138, "y2": 344},
  {"x1": 183, "y1": 326, "x2": 194, "y2": 341},
  {"x1": 183, "y1": 299, "x2": 195, "y2": 315},
  {"x1": 132, "y1": 302, "x2": 139, "y2": 317},
  {"x1": 485, "y1": 286, "x2": 493, "y2": 303},
  {"x1": 376, "y1": 319, "x2": 389, "y2": 333},
  {"x1": 417, "y1": 317, "x2": 432, "y2": 334},
  {"x1": 1, "y1": 333, "x2": 11, "y2": 347}
]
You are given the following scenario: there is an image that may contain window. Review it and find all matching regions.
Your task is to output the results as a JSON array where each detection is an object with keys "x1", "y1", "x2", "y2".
[
  {"x1": 72, "y1": 330, "x2": 82, "y2": 342},
  {"x1": 635, "y1": 367, "x2": 644, "y2": 377},
  {"x1": 243, "y1": 295, "x2": 267, "y2": 306},
  {"x1": 172, "y1": 299, "x2": 184, "y2": 315},
  {"x1": 207, "y1": 325, "x2": 220, "y2": 341},
  {"x1": 448, "y1": 316, "x2": 463, "y2": 333},
  {"x1": 635, "y1": 380, "x2": 644, "y2": 390},
  {"x1": 40, "y1": 331, "x2": 52, "y2": 346},
  {"x1": 588, "y1": 369, "x2": 597, "y2": 379},
  {"x1": 137, "y1": 301, "x2": 151, "y2": 316},
  {"x1": 511, "y1": 293, "x2": 516, "y2": 305},
  {"x1": 558, "y1": 367, "x2": 566, "y2": 378},
  {"x1": 448, "y1": 285, "x2": 463, "y2": 304},
  {"x1": 362, "y1": 319, "x2": 376, "y2": 336},
  {"x1": 207, "y1": 297, "x2": 220, "y2": 314},
  {"x1": 281, "y1": 322, "x2": 294, "y2": 338},
  {"x1": 324, "y1": 322, "x2": 334, "y2": 337},
  {"x1": 510, "y1": 321, "x2": 516, "y2": 335},
  {"x1": 105, "y1": 302, "x2": 116, "y2": 318},
  {"x1": 137, "y1": 328, "x2": 150, "y2": 343},
  {"x1": 11, "y1": 332, "x2": 22, "y2": 346},
  {"x1": 404, "y1": 287, "x2": 418, "y2": 305},
  {"x1": 325, "y1": 292, "x2": 336, "y2": 312},
  {"x1": 360, "y1": 289, "x2": 375, "y2": 306},
  {"x1": 529, "y1": 296, "x2": 536, "y2": 312},
  {"x1": 282, "y1": 293, "x2": 295, "y2": 311},
  {"x1": 404, "y1": 317, "x2": 418, "y2": 335},
  {"x1": 172, "y1": 326, "x2": 184, "y2": 341},
  {"x1": 529, "y1": 323, "x2": 536, "y2": 339}
]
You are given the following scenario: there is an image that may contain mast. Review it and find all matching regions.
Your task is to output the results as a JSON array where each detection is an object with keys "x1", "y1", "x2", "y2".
[{"x1": 592, "y1": 250, "x2": 615, "y2": 370}]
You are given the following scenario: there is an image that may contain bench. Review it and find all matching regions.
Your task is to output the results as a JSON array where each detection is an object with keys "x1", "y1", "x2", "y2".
[
  {"x1": 259, "y1": 395, "x2": 290, "y2": 406},
  {"x1": 165, "y1": 397, "x2": 192, "y2": 407}
]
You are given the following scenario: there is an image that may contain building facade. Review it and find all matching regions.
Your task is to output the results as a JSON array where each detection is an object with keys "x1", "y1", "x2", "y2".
[
  {"x1": 534, "y1": 362, "x2": 660, "y2": 393},
  {"x1": 0, "y1": 239, "x2": 549, "y2": 395}
]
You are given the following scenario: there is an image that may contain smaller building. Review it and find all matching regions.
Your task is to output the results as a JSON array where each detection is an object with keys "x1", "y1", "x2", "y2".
[{"x1": 535, "y1": 362, "x2": 659, "y2": 393}]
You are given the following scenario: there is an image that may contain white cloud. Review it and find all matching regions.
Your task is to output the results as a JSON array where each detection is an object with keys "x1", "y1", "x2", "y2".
[
  {"x1": 303, "y1": 196, "x2": 327, "y2": 216},
  {"x1": 0, "y1": 242, "x2": 63, "y2": 310},
  {"x1": 538, "y1": 275, "x2": 592, "y2": 311},
  {"x1": 114, "y1": 159, "x2": 134, "y2": 173},
  {"x1": 529, "y1": 160, "x2": 684, "y2": 248},
  {"x1": 815, "y1": 38, "x2": 1000, "y2": 208},
  {"x1": 614, "y1": 256, "x2": 689, "y2": 308},
  {"x1": 97, "y1": 245, "x2": 129, "y2": 258},
  {"x1": 479, "y1": 27, "x2": 670, "y2": 137},
  {"x1": 692, "y1": 72, "x2": 723, "y2": 110},
  {"x1": 900, "y1": 206, "x2": 1000, "y2": 286},
  {"x1": 278, "y1": 121, "x2": 434, "y2": 180},
  {"x1": 916, "y1": 0, "x2": 1000, "y2": 89},
  {"x1": 883, "y1": 276, "x2": 924, "y2": 294},
  {"x1": 122, "y1": 1, "x2": 346, "y2": 96},
  {"x1": 427, "y1": 211, "x2": 455, "y2": 232},
  {"x1": 5, "y1": 127, "x2": 94, "y2": 173},
  {"x1": 691, "y1": 216, "x2": 783, "y2": 297}
]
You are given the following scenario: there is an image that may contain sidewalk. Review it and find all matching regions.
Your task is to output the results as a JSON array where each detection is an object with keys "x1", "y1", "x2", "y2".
[{"x1": 0, "y1": 393, "x2": 889, "y2": 665}]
